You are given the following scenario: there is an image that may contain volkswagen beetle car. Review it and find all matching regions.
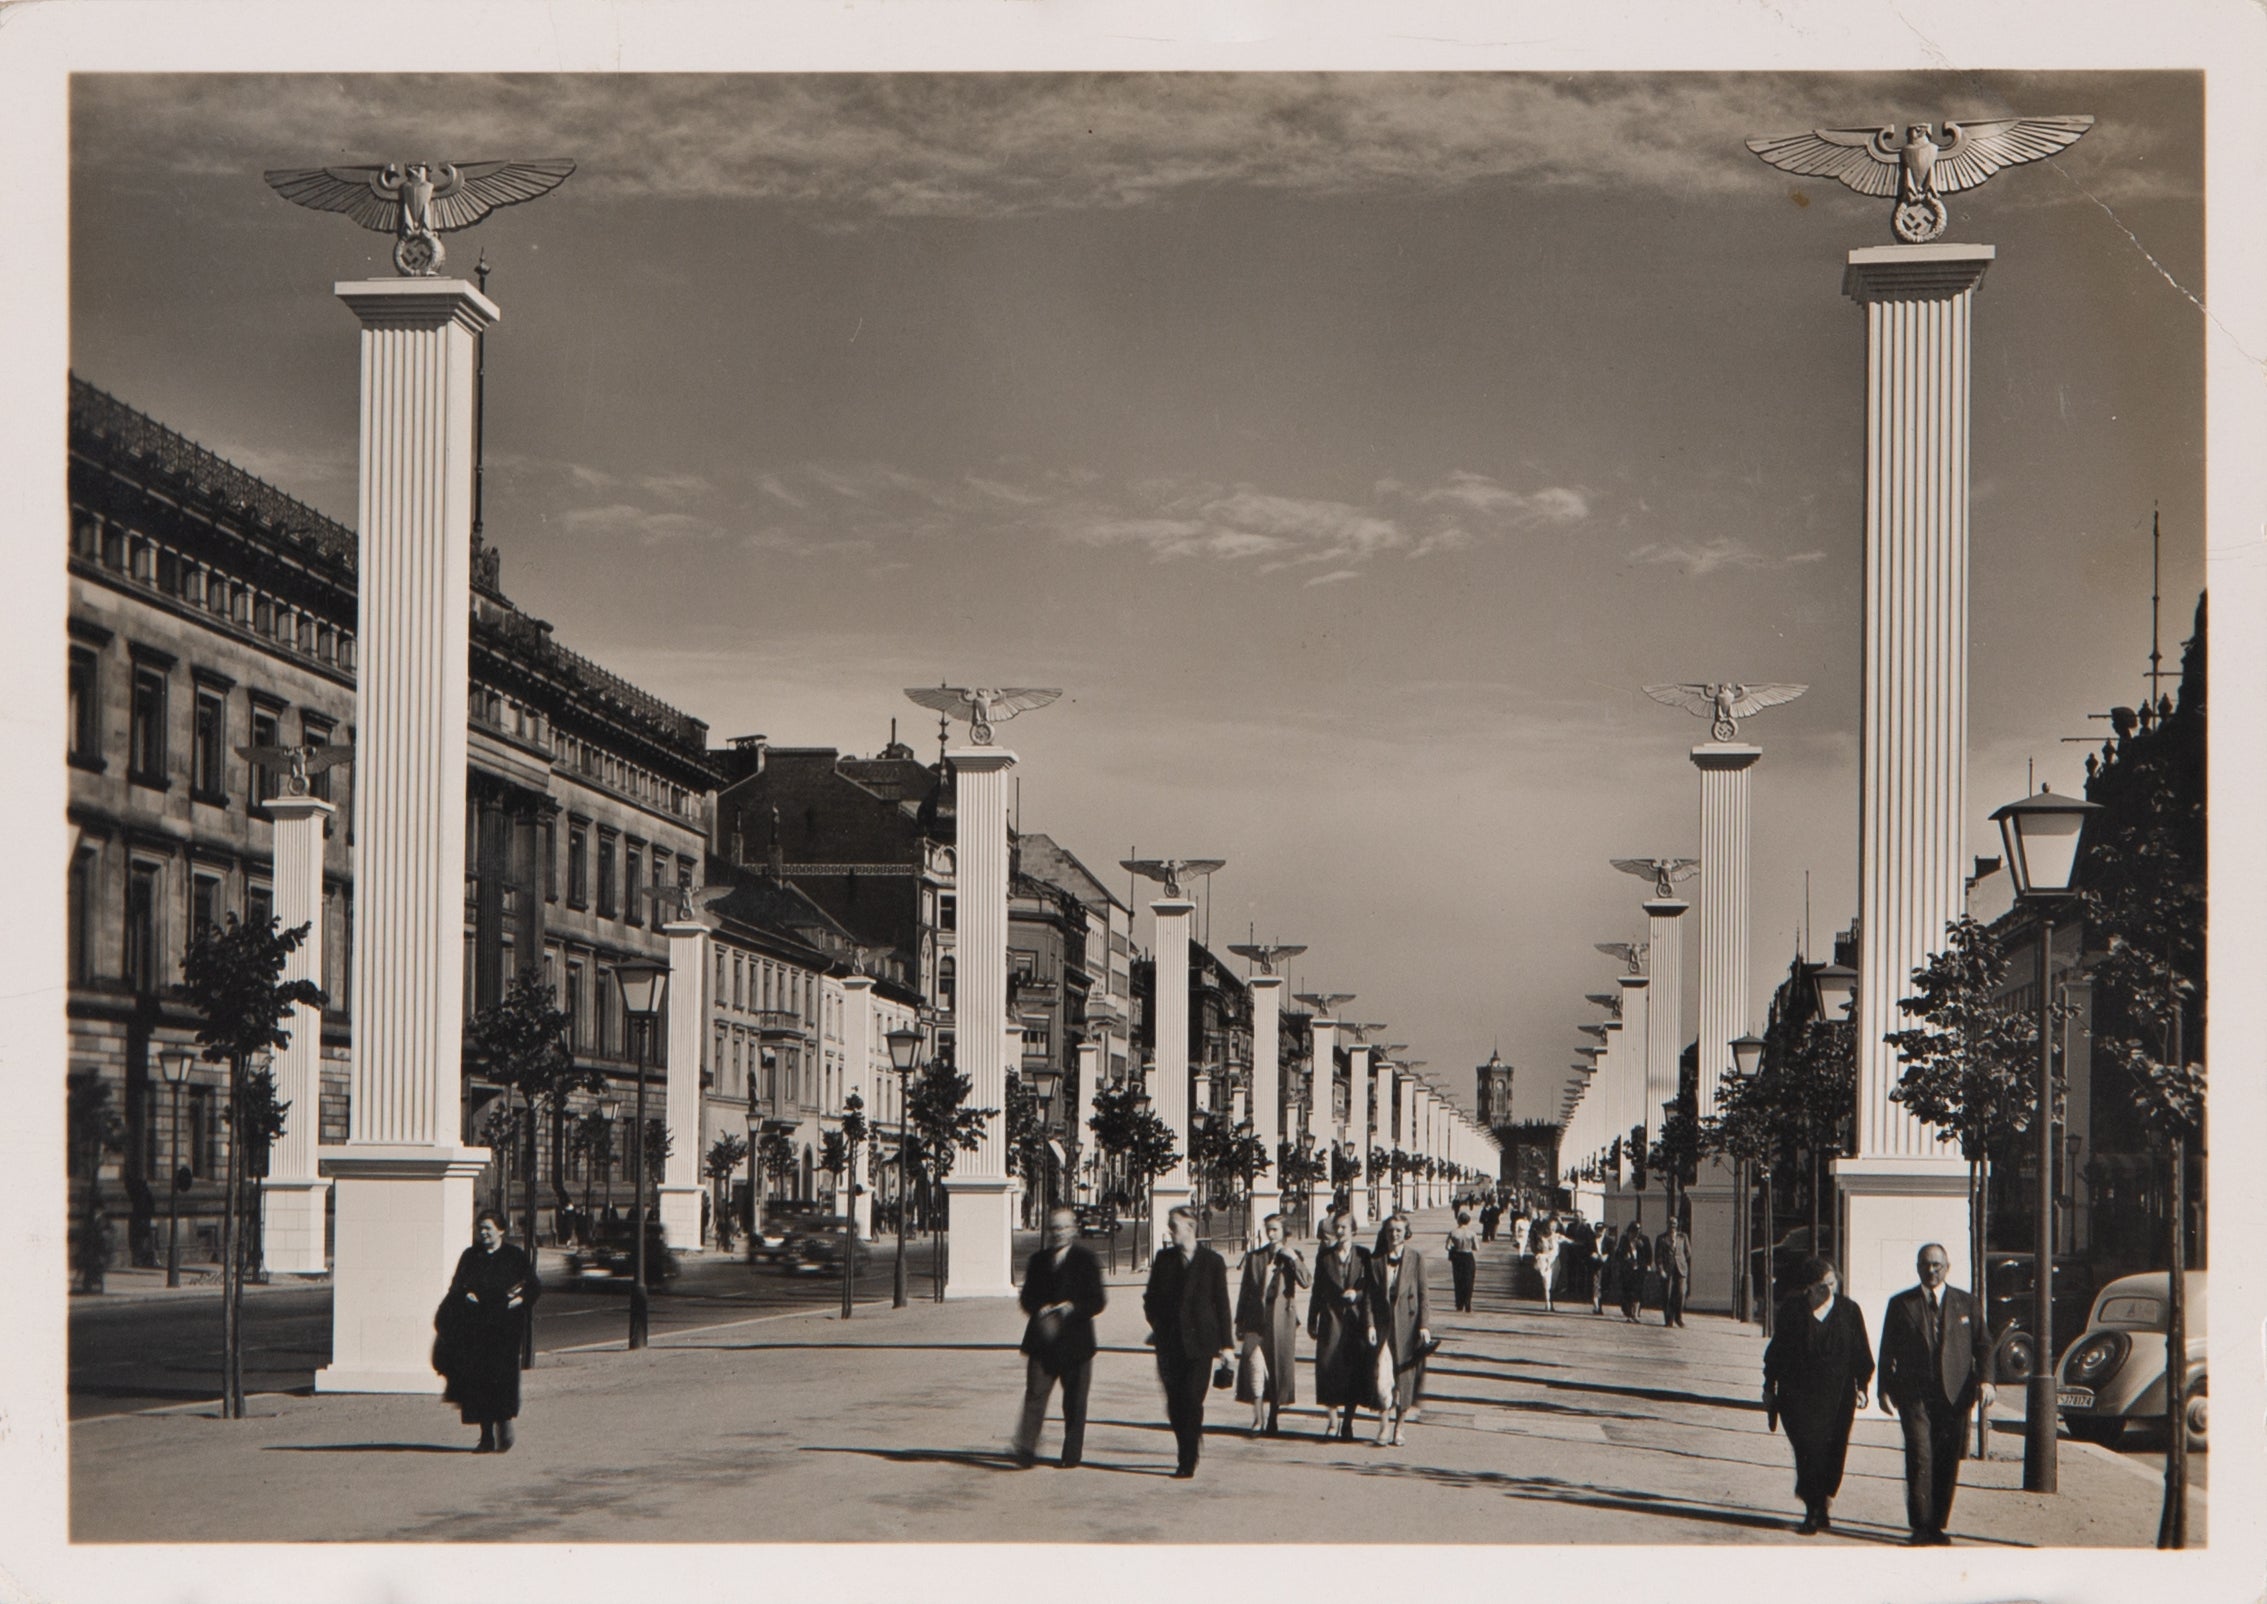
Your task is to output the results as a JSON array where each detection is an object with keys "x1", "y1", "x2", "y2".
[{"x1": 2056, "y1": 1269, "x2": 2205, "y2": 1449}]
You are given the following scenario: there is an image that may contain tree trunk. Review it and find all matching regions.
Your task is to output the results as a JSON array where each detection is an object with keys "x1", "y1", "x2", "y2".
[
  {"x1": 1971, "y1": 1155, "x2": 1989, "y2": 1458},
  {"x1": 2158, "y1": 1131, "x2": 2187, "y2": 1549},
  {"x1": 220, "y1": 1059, "x2": 244, "y2": 1419}
]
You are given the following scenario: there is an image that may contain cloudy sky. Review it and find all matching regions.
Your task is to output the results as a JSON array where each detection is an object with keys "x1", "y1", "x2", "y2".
[{"x1": 66, "y1": 65, "x2": 2205, "y2": 1127}]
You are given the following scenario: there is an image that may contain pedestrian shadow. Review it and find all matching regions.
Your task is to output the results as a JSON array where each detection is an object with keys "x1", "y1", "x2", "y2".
[
  {"x1": 1342, "y1": 1460, "x2": 1890, "y2": 1539},
  {"x1": 1417, "y1": 1389, "x2": 1653, "y2": 1425},
  {"x1": 1532, "y1": 1375, "x2": 1760, "y2": 1414},
  {"x1": 264, "y1": 1441, "x2": 473, "y2": 1454},
  {"x1": 800, "y1": 1445, "x2": 1035, "y2": 1474}
]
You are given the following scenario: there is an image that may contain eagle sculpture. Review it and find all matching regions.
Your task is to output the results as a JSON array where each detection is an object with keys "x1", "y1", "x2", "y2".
[
  {"x1": 1745, "y1": 118, "x2": 2092, "y2": 243},
  {"x1": 904, "y1": 685, "x2": 1062, "y2": 747},
  {"x1": 1611, "y1": 856, "x2": 1701, "y2": 901},
  {"x1": 1644, "y1": 681, "x2": 1807, "y2": 742},
  {"x1": 1294, "y1": 991, "x2": 1356, "y2": 1018},
  {"x1": 1227, "y1": 941, "x2": 1307, "y2": 977},
  {"x1": 237, "y1": 741, "x2": 354, "y2": 798},
  {"x1": 1594, "y1": 941, "x2": 1648, "y2": 975},
  {"x1": 263, "y1": 159, "x2": 576, "y2": 276},
  {"x1": 1122, "y1": 857, "x2": 1225, "y2": 900}
]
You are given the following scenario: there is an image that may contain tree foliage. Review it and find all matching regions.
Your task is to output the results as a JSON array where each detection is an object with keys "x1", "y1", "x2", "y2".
[
  {"x1": 1885, "y1": 914, "x2": 2041, "y2": 1160},
  {"x1": 906, "y1": 1060, "x2": 994, "y2": 1187}
]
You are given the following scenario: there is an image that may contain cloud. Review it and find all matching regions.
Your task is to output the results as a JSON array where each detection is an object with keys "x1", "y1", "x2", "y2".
[
  {"x1": 1624, "y1": 536, "x2": 1821, "y2": 575},
  {"x1": 73, "y1": 71, "x2": 2189, "y2": 226},
  {"x1": 557, "y1": 502, "x2": 719, "y2": 546},
  {"x1": 1303, "y1": 569, "x2": 1362, "y2": 589}
]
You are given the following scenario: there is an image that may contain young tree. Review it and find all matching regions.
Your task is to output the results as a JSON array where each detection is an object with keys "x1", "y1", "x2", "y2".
[
  {"x1": 181, "y1": 914, "x2": 325, "y2": 1419},
  {"x1": 1087, "y1": 1083, "x2": 1178, "y2": 1264},
  {"x1": 757, "y1": 1127, "x2": 798, "y2": 1222},
  {"x1": 1276, "y1": 1138, "x2": 1327, "y2": 1230},
  {"x1": 569, "y1": 1108, "x2": 618, "y2": 1226},
  {"x1": 906, "y1": 1060, "x2": 995, "y2": 1297},
  {"x1": 704, "y1": 1134, "x2": 750, "y2": 1250},
  {"x1": 1886, "y1": 911, "x2": 2042, "y2": 1449},
  {"x1": 464, "y1": 973, "x2": 592, "y2": 1251},
  {"x1": 1003, "y1": 1074, "x2": 1048, "y2": 1214},
  {"x1": 69, "y1": 1073, "x2": 125, "y2": 1294}
]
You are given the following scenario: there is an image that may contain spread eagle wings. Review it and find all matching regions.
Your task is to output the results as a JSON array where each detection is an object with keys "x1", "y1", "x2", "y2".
[
  {"x1": 1744, "y1": 117, "x2": 2093, "y2": 197},
  {"x1": 1594, "y1": 941, "x2": 1647, "y2": 968},
  {"x1": 1609, "y1": 856, "x2": 1699, "y2": 882},
  {"x1": 236, "y1": 742, "x2": 354, "y2": 774},
  {"x1": 262, "y1": 160, "x2": 577, "y2": 233},
  {"x1": 980, "y1": 688, "x2": 1063, "y2": 717},
  {"x1": 1643, "y1": 682, "x2": 1808, "y2": 720}
]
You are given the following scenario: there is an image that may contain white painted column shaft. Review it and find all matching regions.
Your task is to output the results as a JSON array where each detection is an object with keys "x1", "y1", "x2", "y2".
[
  {"x1": 1248, "y1": 975, "x2": 1284, "y2": 1238},
  {"x1": 262, "y1": 795, "x2": 333, "y2": 1274},
  {"x1": 946, "y1": 747, "x2": 1016, "y2": 1296},
  {"x1": 1149, "y1": 899, "x2": 1196, "y2": 1251}
]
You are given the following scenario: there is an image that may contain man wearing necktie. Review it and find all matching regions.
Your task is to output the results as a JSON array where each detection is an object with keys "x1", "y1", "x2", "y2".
[
  {"x1": 1877, "y1": 1243, "x2": 1996, "y2": 1545},
  {"x1": 1143, "y1": 1204, "x2": 1235, "y2": 1478}
]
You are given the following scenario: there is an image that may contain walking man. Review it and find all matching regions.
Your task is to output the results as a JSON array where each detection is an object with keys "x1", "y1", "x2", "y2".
[
  {"x1": 1143, "y1": 1204, "x2": 1235, "y2": 1478},
  {"x1": 1656, "y1": 1218, "x2": 1692, "y2": 1328},
  {"x1": 1877, "y1": 1243, "x2": 1994, "y2": 1545},
  {"x1": 1012, "y1": 1206, "x2": 1106, "y2": 1468}
]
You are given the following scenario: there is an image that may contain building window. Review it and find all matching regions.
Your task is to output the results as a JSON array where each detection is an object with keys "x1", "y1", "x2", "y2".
[
  {"x1": 734, "y1": 954, "x2": 745, "y2": 1011},
  {"x1": 938, "y1": 956, "x2": 956, "y2": 1011},
  {"x1": 192, "y1": 687, "x2": 227, "y2": 803},
  {"x1": 245, "y1": 881, "x2": 273, "y2": 932},
  {"x1": 125, "y1": 861, "x2": 160, "y2": 998},
  {"x1": 939, "y1": 893, "x2": 957, "y2": 932},
  {"x1": 566, "y1": 962, "x2": 586, "y2": 1051},
  {"x1": 248, "y1": 704, "x2": 282, "y2": 806},
  {"x1": 596, "y1": 973, "x2": 615, "y2": 1057},
  {"x1": 597, "y1": 833, "x2": 617, "y2": 919},
  {"x1": 542, "y1": 819, "x2": 558, "y2": 903},
  {"x1": 68, "y1": 646, "x2": 101, "y2": 769},
  {"x1": 68, "y1": 848, "x2": 96, "y2": 984},
  {"x1": 301, "y1": 716, "x2": 335, "y2": 800},
  {"x1": 625, "y1": 844, "x2": 643, "y2": 926},
  {"x1": 129, "y1": 663, "x2": 168, "y2": 786},
  {"x1": 190, "y1": 872, "x2": 222, "y2": 947},
  {"x1": 567, "y1": 822, "x2": 589, "y2": 908}
]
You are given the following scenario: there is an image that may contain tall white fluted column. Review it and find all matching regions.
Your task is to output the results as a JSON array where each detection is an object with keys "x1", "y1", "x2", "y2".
[
  {"x1": 1612, "y1": 975, "x2": 1648, "y2": 1229},
  {"x1": 1381, "y1": 1060, "x2": 1404, "y2": 1213},
  {"x1": 1835, "y1": 244, "x2": 1993, "y2": 1336},
  {"x1": 319, "y1": 277, "x2": 497, "y2": 1393},
  {"x1": 1642, "y1": 899, "x2": 1688, "y2": 1147},
  {"x1": 841, "y1": 975, "x2": 875, "y2": 1239},
  {"x1": 262, "y1": 795, "x2": 333, "y2": 1275},
  {"x1": 1688, "y1": 743, "x2": 1762, "y2": 1310},
  {"x1": 1348, "y1": 1044, "x2": 1373, "y2": 1230},
  {"x1": 1075, "y1": 1041, "x2": 1102, "y2": 1204},
  {"x1": 1149, "y1": 898, "x2": 1196, "y2": 1252},
  {"x1": 657, "y1": 918, "x2": 708, "y2": 1250},
  {"x1": 1248, "y1": 975, "x2": 1284, "y2": 1240},
  {"x1": 1310, "y1": 1018, "x2": 1340, "y2": 1151},
  {"x1": 946, "y1": 747, "x2": 1017, "y2": 1296}
]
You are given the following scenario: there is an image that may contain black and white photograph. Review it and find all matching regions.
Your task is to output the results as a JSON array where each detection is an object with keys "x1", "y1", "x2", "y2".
[{"x1": 3, "y1": 3, "x2": 2262, "y2": 1601}]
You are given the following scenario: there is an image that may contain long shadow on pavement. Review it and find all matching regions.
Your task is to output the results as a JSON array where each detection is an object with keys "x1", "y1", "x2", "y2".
[
  {"x1": 809, "y1": 1446, "x2": 1166, "y2": 1478},
  {"x1": 264, "y1": 1441, "x2": 472, "y2": 1454}
]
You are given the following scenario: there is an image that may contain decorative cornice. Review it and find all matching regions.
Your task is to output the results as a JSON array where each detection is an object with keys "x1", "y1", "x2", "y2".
[{"x1": 1843, "y1": 243, "x2": 1994, "y2": 304}]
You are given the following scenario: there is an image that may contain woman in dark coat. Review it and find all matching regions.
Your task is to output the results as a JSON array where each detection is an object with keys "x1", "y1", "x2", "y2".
[
  {"x1": 1364, "y1": 1213, "x2": 1432, "y2": 1446},
  {"x1": 1306, "y1": 1208, "x2": 1374, "y2": 1441},
  {"x1": 434, "y1": 1208, "x2": 542, "y2": 1452},
  {"x1": 1762, "y1": 1254, "x2": 1874, "y2": 1534},
  {"x1": 1616, "y1": 1222, "x2": 1652, "y2": 1322},
  {"x1": 1234, "y1": 1211, "x2": 1310, "y2": 1435}
]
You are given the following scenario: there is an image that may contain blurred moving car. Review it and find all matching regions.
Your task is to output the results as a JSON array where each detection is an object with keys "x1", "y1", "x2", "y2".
[
  {"x1": 778, "y1": 1216, "x2": 871, "y2": 1275},
  {"x1": 1075, "y1": 1204, "x2": 1119, "y2": 1239},
  {"x1": 563, "y1": 1218, "x2": 680, "y2": 1286},
  {"x1": 2056, "y1": 1269, "x2": 2206, "y2": 1450}
]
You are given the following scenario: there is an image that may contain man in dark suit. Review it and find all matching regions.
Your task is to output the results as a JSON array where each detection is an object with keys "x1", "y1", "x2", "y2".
[
  {"x1": 1877, "y1": 1242, "x2": 1996, "y2": 1545},
  {"x1": 1656, "y1": 1220, "x2": 1693, "y2": 1328},
  {"x1": 1143, "y1": 1203, "x2": 1235, "y2": 1478},
  {"x1": 1013, "y1": 1205, "x2": 1107, "y2": 1469}
]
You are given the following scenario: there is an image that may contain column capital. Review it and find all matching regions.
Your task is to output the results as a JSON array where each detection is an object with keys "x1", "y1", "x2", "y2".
[
  {"x1": 1642, "y1": 898, "x2": 1691, "y2": 920},
  {"x1": 841, "y1": 973, "x2": 877, "y2": 993},
  {"x1": 1248, "y1": 974, "x2": 1286, "y2": 993},
  {"x1": 262, "y1": 795, "x2": 337, "y2": 828},
  {"x1": 1843, "y1": 243, "x2": 1993, "y2": 303},
  {"x1": 1150, "y1": 897, "x2": 1197, "y2": 917},
  {"x1": 1689, "y1": 742, "x2": 1763, "y2": 771},
  {"x1": 945, "y1": 745, "x2": 1017, "y2": 773},
  {"x1": 335, "y1": 276, "x2": 500, "y2": 333},
  {"x1": 659, "y1": 918, "x2": 710, "y2": 940},
  {"x1": 1616, "y1": 973, "x2": 1649, "y2": 991}
]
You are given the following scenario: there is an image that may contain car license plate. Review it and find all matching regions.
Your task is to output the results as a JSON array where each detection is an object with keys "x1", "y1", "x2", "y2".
[{"x1": 2057, "y1": 1387, "x2": 2095, "y2": 1409}]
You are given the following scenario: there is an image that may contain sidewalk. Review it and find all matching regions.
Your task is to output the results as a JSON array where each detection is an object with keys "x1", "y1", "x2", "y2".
[{"x1": 70, "y1": 1204, "x2": 2191, "y2": 1547}]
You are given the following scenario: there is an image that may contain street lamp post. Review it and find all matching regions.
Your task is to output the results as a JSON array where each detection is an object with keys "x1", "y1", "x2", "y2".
[
  {"x1": 742, "y1": 1105, "x2": 761, "y2": 1260},
  {"x1": 1805, "y1": 961, "x2": 1857, "y2": 1258},
  {"x1": 1030, "y1": 1065, "x2": 1063, "y2": 1229},
  {"x1": 885, "y1": 1026, "x2": 922, "y2": 1311},
  {"x1": 158, "y1": 1049, "x2": 193, "y2": 1288},
  {"x1": 1993, "y1": 784, "x2": 2100, "y2": 1496},
  {"x1": 1728, "y1": 1033, "x2": 1766, "y2": 1326},
  {"x1": 597, "y1": 1092, "x2": 621, "y2": 1222},
  {"x1": 614, "y1": 960, "x2": 669, "y2": 1351}
]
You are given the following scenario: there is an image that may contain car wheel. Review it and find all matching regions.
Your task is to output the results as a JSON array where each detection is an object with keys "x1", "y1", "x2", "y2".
[
  {"x1": 2183, "y1": 1380, "x2": 2208, "y2": 1452},
  {"x1": 1993, "y1": 1331, "x2": 2037, "y2": 1385}
]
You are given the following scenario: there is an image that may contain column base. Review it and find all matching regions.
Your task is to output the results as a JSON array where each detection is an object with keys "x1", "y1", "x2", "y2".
[
  {"x1": 1834, "y1": 1154, "x2": 1973, "y2": 1345},
  {"x1": 260, "y1": 1178, "x2": 331, "y2": 1276},
  {"x1": 1150, "y1": 1180, "x2": 1192, "y2": 1255},
  {"x1": 1684, "y1": 1162, "x2": 1738, "y2": 1314},
  {"x1": 657, "y1": 1184, "x2": 703, "y2": 1252},
  {"x1": 316, "y1": 1143, "x2": 490, "y2": 1395},
  {"x1": 942, "y1": 1175, "x2": 1016, "y2": 1298}
]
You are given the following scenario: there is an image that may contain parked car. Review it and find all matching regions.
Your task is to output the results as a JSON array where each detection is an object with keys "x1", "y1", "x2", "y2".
[
  {"x1": 2056, "y1": 1269, "x2": 2206, "y2": 1450},
  {"x1": 778, "y1": 1216, "x2": 871, "y2": 1276},
  {"x1": 1980, "y1": 1252, "x2": 2098, "y2": 1384},
  {"x1": 563, "y1": 1218, "x2": 680, "y2": 1286},
  {"x1": 1075, "y1": 1204, "x2": 1119, "y2": 1239}
]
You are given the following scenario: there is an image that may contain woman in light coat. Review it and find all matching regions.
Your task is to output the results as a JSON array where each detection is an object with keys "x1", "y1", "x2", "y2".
[
  {"x1": 1235, "y1": 1212, "x2": 1311, "y2": 1435},
  {"x1": 1531, "y1": 1214, "x2": 1562, "y2": 1313},
  {"x1": 1363, "y1": 1214, "x2": 1432, "y2": 1447}
]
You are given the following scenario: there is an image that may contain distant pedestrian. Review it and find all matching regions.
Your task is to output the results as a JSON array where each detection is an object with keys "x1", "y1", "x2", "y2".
[
  {"x1": 1877, "y1": 1243, "x2": 1993, "y2": 1546},
  {"x1": 1445, "y1": 1210, "x2": 1479, "y2": 1312},
  {"x1": 1616, "y1": 1223, "x2": 1651, "y2": 1323},
  {"x1": 1656, "y1": 1220, "x2": 1692, "y2": 1328},
  {"x1": 1235, "y1": 1212, "x2": 1310, "y2": 1435},
  {"x1": 432, "y1": 1208, "x2": 541, "y2": 1453},
  {"x1": 1143, "y1": 1204, "x2": 1234, "y2": 1478},
  {"x1": 1479, "y1": 1201, "x2": 1501, "y2": 1243},
  {"x1": 1013, "y1": 1206, "x2": 1107, "y2": 1469},
  {"x1": 1308, "y1": 1209, "x2": 1375, "y2": 1441},
  {"x1": 1532, "y1": 1215, "x2": 1562, "y2": 1312},
  {"x1": 1567, "y1": 1217, "x2": 1597, "y2": 1309},
  {"x1": 1763, "y1": 1254, "x2": 1873, "y2": 1534},
  {"x1": 1364, "y1": 1214, "x2": 1432, "y2": 1447}
]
